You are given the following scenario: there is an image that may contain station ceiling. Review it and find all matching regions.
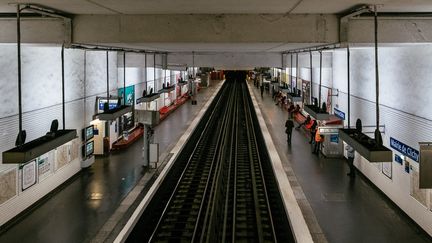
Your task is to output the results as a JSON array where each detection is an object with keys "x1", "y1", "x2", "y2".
[
  {"x1": 1, "y1": 1, "x2": 431, "y2": 53},
  {"x1": 0, "y1": 0, "x2": 431, "y2": 14}
]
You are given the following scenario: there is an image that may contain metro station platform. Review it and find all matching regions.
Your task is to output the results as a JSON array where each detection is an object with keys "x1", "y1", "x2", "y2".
[
  {"x1": 1, "y1": 78, "x2": 431, "y2": 243},
  {"x1": 248, "y1": 81, "x2": 432, "y2": 243},
  {"x1": 0, "y1": 81, "x2": 222, "y2": 243}
]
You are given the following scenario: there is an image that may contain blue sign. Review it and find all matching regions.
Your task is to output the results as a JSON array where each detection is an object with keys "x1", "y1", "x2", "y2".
[
  {"x1": 98, "y1": 98, "x2": 118, "y2": 111},
  {"x1": 330, "y1": 134, "x2": 339, "y2": 143},
  {"x1": 390, "y1": 137, "x2": 419, "y2": 162},
  {"x1": 394, "y1": 154, "x2": 403, "y2": 164},
  {"x1": 334, "y1": 108, "x2": 345, "y2": 120}
]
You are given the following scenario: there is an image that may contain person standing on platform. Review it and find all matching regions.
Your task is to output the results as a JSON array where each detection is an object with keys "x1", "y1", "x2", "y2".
[
  {"x1": 285, "y1": 118, "x2": 295, "y2": 145},
  {"x1": 314, "y1": 129, "x2": 324, "y2": 154},
  {"x1": 309, "y1": 119, "x2": 317, "y2": 144},
  {"x1": 260, "y1": 84, "x2": 264, "y2": 97},
  {"x1": 346, "y1": 145, "x2": 355, "y2": 177}
]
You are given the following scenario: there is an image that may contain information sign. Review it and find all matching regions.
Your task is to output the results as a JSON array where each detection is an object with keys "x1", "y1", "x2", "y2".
[
  {"x1": 390, "y1": 137, "x2": 419, "y2": 162},
  {"x1": 334, "y1": 108, "x2": 345, "y2": 120}
]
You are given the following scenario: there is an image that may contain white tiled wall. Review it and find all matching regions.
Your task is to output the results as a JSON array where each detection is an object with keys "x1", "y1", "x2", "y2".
[
  {"x1": 0, "y1": 45, "x2": 118, "y2": 226},
  {"x1": 332, "y1": 45, "x2": 432, "y2": 236}
]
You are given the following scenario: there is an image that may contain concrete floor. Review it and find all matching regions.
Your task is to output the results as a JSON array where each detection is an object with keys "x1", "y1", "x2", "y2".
[
  {"x1": 250, "y1": 82, "x2": 432, "y2": 243},
  {"x1": 0, "y1": 82, "x2": 220, "y2": 243}
]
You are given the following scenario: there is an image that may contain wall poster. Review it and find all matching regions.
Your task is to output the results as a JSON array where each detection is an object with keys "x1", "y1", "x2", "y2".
[
  {"x1": 382, "y1": 162, "x2": 392, "y2": 179},
  {"x1": 22, "y1": 160, "x2": 37, "y2": 191},
  {"x1": 70, "y1": 139, "x2": 80, "y2": 162},
  {"x1": 38, "y1": 151, "x2": 54, "y2": 181},
  {"x1": 374, "y1": 162, "x2": 382, "y2": 172},
  {"x1": 0, "y1": 167, "x2": 18, "y2": 205},
  {"x1": 410, "y1": 169, "x2": 428, "y2": 207},
  {"x1": 55, "y1": 143, "x2": 70, "y2": 171}
]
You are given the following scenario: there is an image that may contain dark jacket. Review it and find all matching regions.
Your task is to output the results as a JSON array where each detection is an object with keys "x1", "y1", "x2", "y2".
[{"x1": 285, "y1": 120, "x2": 294, "y2": 134}]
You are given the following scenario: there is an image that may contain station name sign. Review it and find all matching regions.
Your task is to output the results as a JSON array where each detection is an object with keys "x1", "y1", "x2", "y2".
[
  {"x1": 333, "y1": 108, "x2": 345, "y2": 120},
  {"x1": 390, "y1": 137, "x2": 419, "y2": 162}
]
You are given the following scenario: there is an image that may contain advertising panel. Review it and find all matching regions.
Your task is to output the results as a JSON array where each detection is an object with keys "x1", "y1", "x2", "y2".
[{"x1": 22, "y1": 160, "x2": 37, "y2": 191}]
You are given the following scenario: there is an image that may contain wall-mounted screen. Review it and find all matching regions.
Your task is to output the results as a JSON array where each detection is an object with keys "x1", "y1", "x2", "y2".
[
  {"x1": 82, "y1": 125, "x2": 94, "y2": 141},
  {"x1": 82, "y1": 141, "x2": 94, "y2": 158},
  {"x1": 86, "y1": 141, "x2": 94, "y2": 157},
  {"x1": 85, "y1": 125, "x2": 94, "y2": 140},
  {"x1": 97, "y1": 98, "x2": 119, "y2": 112}
]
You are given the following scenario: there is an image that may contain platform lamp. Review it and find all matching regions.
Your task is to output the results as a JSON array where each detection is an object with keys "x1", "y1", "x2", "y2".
[
  {"x1": 338, "y1": 5, "x2": 392, "y2": 163},
  {"x1": 2, "y1": 4, "x2": 77, "y2": 164}
]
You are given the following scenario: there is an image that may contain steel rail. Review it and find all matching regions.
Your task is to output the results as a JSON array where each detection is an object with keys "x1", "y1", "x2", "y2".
[
  {"x1": 148, "y1": 84, "x2": 229, "y2": 241},
  {"x1": 242, "y1": 82, "x2": 278, "y2": 242},
  {"x1": 202, "y1": 84, "x2": 238, "y2": 241}
]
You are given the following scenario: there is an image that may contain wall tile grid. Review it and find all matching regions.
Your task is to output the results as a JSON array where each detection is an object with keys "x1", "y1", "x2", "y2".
[
  {"x1": 332, "y1": 45, "x2": 432, "y2": 235},
  {"x1": 0, "y1": 45, "x2": 118, "y2": 226}
]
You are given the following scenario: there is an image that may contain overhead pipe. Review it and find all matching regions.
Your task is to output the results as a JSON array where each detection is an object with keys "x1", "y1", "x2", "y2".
[
  {"x1": 282, "y1": 43, "x2": 340, "y2": 55},
  {"x1": 339, "y1": 5, "x2": 373, "y2": 44},
  {"x1": 69, "y1": 43, "x2": 167, "y2": 55},
  {"x1": 18, "y1": 4, "x2": 72, "y2": 46}
]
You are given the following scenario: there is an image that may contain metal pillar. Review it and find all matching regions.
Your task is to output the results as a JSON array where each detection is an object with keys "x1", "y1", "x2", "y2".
[
  {"x1": 61, "y1": 45, "x2": 65, "y2": 129},
  {"x1": 123, "y1": 52, "x2": 126, "y2": 105},
  {"x1": 295, "y1": 53, "x2": 299, "y2": 90},
  {"x1": 374, "y1": 5, "x2": 380, "y2": 131},
  {"x1": 347, "y1": 46, "x2": 351, "y2": 128},
  {"x1": 290, "y1": 54, "x2": 293, "y2": 90},
  {"x1": 309, "y1": 51, "x2": 313, "y2": 105},
  {"x1": 319, "y1": 51, "x2": 322, "y2": 107},
  {"x1": 143, "y1": 124, "x2": 154, "y2": 167},
  {"x1": 17, "y1": 4, "x2": 23, "y2": 136}
]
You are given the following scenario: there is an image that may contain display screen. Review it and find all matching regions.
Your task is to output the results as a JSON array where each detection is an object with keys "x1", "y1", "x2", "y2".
[
  {"x1": 85, "y1": 141, "x2": 94, "y2": 157},
  {"x1": 85, "y1": 125, "x2": 94, "y2": 141},
  {"x1": 98, "y1": 98, "x2": 119, "y2": 111}
]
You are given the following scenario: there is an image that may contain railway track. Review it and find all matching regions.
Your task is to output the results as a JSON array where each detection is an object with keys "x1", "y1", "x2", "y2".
[{"x1": 127, "y1": 78, "x2": 294, "y2": 243}]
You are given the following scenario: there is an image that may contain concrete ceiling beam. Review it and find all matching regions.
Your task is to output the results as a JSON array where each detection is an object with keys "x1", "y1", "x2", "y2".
[
  {"x1": 72, "y1": 14, "x2": 339, "y2": 44},
  {"x1": 348, "y1": 17, "x2": 432, "y2": 43}
]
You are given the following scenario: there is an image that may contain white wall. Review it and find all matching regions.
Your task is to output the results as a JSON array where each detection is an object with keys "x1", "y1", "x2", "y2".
[
  {"x1": 0, "y1": 45, "x2": 118, "y2": 227},
  {"x1": 284, "y1": 52, "x2": 334, "y2": 109},
  {"x1": 332, "y1": 45, "x2": 432, "y2": 236}
]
